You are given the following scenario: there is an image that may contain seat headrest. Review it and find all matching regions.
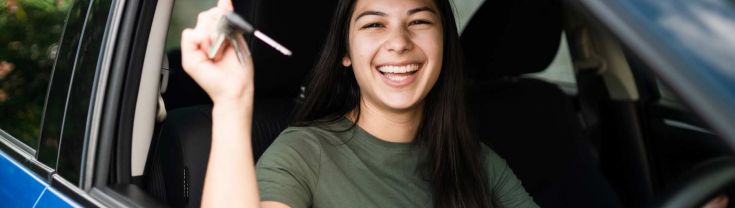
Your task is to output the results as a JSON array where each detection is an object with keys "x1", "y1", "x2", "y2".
[
  {"x1": 460, "y1": 0, "x2": 562, "y2": 79},
  {"x1": 235, "y1": 0, "x2": 338, "y2": 98}
]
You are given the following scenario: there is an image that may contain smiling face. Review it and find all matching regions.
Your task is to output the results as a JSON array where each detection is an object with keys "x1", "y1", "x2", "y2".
[{"x1": 343, "y1": 0, "x2": 443, "y2": 113}]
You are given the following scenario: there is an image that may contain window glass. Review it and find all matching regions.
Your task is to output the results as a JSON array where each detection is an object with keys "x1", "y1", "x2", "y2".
[{"x1": 0, "y1": 0, "x2": 75, "y2": 149}]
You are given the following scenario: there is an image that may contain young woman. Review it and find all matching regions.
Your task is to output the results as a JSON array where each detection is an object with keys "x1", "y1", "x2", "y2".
[{"x1": 181, "y1": 0, "x2": 537, "y2": 207}]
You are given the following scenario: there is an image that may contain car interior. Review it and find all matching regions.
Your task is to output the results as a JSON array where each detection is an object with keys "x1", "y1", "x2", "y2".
[{"x1": 99, "y1": 0, "x2": 735, "y2": 207}]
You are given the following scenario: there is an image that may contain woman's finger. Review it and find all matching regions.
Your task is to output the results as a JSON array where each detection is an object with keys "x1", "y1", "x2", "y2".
[
  {"x1": 195, "y1": 8, "x2": 225, "y2": 48},
  {"x1": 195, "y1": 9, "x2": 220, "y2": 31},
  {"x1": 702, "y1": 194, "x2": 729, "y2": 208},
  {"x1": 181, "y1": 29, "x2": 211, "y2": 75},
  {"x1": 217, "y1": 0, "x2": 233, "y2": 11}
]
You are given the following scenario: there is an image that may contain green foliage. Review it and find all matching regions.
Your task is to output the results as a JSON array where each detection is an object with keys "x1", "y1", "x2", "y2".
[{"x1": 0, "y1": 0, "x2": 73, "y2": 147}]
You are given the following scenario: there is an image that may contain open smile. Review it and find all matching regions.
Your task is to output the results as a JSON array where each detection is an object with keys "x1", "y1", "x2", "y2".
[{"x1": 376, "y1": 63, "x2": 422, "y2": 87}]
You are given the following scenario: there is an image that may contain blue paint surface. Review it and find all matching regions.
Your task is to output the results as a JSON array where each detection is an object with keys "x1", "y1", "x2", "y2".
[
  {"x1": 35, "y1": 188, "x2": 78, "y2": 208},
  {"x1": 0, "y1": 151, "x2": 47, "y2": 208},
  {"x1": 0, "y1": 150, "x2": 78, "y2": 207}
]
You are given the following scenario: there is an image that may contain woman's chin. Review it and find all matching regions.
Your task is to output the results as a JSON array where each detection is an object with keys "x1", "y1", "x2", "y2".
[{"x1": 378, "y1": 95, "x2": 423, "y2": 112}]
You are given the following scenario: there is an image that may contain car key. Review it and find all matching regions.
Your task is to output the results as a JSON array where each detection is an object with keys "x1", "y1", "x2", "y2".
[{"x1": 208, "y1": 12, "x2": 292, "y2": 64}]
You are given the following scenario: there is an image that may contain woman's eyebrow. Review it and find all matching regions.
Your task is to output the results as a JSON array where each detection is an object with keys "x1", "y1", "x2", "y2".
[
  {"x1": 408, "y1": 6, "x2": 436, "y2": 15},
  {"x1": 354, "y1": 6, "x2": 436, "y2": 22},
  {"x1": 355, "y1": 10, "x2": 387, "y2": 22}
]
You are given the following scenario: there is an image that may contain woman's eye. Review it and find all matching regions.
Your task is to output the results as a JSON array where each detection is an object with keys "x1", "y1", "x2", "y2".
[
  {"x1": 361, "y1": 23, "x2": 384, "y2": 29},
  {"x1": 409, "y1": 20, "x2": 432, "y2": 26}
]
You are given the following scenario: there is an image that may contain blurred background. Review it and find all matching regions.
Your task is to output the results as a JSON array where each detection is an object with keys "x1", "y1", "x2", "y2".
[{"x1": 1, "y1": 0, "x2": 72, "y2": 147}]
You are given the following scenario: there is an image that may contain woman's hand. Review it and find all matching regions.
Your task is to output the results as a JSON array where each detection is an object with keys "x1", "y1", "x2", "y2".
[
  {"x1": 181, "y1": 1, "x2": 262, "y2": 207},
  {"x1": 181, "y1": 0, "x2": 254, "y2": 106},
  {"x1": 703, "y1": 194, "x2": 729, "y2": 208}
]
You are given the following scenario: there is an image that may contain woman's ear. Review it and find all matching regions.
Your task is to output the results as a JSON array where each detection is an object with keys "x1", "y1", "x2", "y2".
[{"x1": 342, "y1": 54, "x2": 352, "y2": 67}]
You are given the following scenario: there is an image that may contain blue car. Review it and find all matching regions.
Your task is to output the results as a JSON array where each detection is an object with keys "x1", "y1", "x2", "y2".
[{"x1": 1, "y1": 0, "x2": 734, "y2": 207}]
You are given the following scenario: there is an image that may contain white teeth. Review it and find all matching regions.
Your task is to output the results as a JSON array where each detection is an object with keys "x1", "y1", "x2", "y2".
[
  {"x1": 377, "y1": 64, "x2": 420, "y2": 73},
  {"x1": 384, "y1": 73, "x2": 409, "y2": 82}
]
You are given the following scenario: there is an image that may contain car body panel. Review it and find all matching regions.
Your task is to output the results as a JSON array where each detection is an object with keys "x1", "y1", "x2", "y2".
[
  {"x1": 0, "y1": 151, "x2": 46, "y2": 207},
  {"x1": 0, "y1": 151, "x2": 78, "y2": 207}
]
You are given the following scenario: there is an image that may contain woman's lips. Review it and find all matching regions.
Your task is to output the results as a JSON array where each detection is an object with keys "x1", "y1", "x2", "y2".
[{"x1": 376, "y1": 64, "x2": 421, "y2": 87}]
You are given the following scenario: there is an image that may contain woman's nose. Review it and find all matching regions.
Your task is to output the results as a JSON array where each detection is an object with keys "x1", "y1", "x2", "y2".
[{"x1": 385, "y1": 27, "x2": 413, "y2": 54}]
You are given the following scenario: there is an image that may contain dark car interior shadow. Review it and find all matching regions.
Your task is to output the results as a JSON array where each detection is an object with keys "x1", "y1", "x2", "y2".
[{"x1": 462, "y1": 0, "x2": 622, "y2": 207}]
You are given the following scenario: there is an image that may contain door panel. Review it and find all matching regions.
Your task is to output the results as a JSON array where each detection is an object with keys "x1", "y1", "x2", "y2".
[
  {"x1": 630, "y1": 55, "x2": 733, "y2": 192},
  {"x1": 644, "y1": 96, "x2": 731, "y2": 190},
  {"x1": 35, "y1": 187, "x2": 79, "y2": 208},
  {"x1": 0, "y1": 151, "x2": 46, "y2": 207},
  {"x1": 0, "y1": 151, "x2": 79, "y2": 207}
]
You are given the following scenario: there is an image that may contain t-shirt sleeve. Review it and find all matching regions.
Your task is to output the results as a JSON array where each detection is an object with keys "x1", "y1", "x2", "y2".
[
  {"x1": 485, "y1": 147, "x2": 539, "y2": 208},
  {"x1": 256, "y1": 129, "x2": 322, "y2": 208}
]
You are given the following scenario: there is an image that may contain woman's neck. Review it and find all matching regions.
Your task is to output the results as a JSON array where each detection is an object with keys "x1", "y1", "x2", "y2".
[{"x1": 348, "y1": 100, "x2": 423, "y2": 143}]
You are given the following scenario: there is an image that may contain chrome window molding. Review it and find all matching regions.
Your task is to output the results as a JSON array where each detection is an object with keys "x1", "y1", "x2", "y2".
[
  {"x1": 0, "y1": 129, "x2": 36, "y2": 157},
  {"x1": 52, "y1": 174, "x2": 105, "y2": 207},
  {"x1": 664, "y1": 119, "x2": 714, "y2": 135}
]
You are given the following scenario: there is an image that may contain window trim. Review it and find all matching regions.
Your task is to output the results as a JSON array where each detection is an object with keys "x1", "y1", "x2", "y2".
[
  {"x1": 81, "y1": 0, "x2": 128, "y2": 191},
  {"x1": 1, "y1": 125, "x2": 56, "y2": 191},
  {"x1": 0, "y1": 129, "x2": 36, "y2": 156},
  {"x1": 50, "y1": 174, "x2": 105, "y2": 207}
]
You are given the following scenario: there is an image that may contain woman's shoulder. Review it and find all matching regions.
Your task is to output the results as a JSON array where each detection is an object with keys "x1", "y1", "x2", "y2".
[
  {"x1": 479, "y1": 145, "x2": 539, "y2": 207},
  {"x1": 479, "y1": 143, "x2": 502, "y2": 163},
  {"x1": 478, "y1": 143, "x2": 513, "y2": 179},
  {"x1": 257, "y1": 125, "x2": 329, "y2": 166}
]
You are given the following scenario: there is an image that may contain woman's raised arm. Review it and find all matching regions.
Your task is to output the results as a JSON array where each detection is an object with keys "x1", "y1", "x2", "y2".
[{"x1": 179, "y1": 0, "x2": 287, "y2": 207}]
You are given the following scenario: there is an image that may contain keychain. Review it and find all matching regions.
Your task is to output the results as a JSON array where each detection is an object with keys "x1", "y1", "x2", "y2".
[{"x1": 208, "y1": 12, "x2": 292, "y2": 64}]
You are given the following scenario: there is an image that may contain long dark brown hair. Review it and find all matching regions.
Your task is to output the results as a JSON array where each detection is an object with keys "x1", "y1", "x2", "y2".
[{"x1": 294, "y1": 0, "x2": 489, "y2": 207}]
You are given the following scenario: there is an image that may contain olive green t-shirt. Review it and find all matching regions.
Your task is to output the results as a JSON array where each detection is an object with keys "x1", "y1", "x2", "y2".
[{"x1": 256, "y1": 118, "x2": 538, "y2": 208}]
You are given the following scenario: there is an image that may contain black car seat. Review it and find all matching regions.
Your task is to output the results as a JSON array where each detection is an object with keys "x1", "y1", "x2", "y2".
[
  {"x1": 461, "y1": 0, "x2": 623, "y2": 207},
  {"x1": 143, "y1": 0, "x2": 338, "y2": 207}
]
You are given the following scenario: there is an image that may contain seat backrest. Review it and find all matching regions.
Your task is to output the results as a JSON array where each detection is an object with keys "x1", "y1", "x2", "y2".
[
  {"x1": 461, "y1": 0, "x2": 622, "y2": 207},
  {"x1": 144, "y1": 0, "x2": 338, "y2": 207}
]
